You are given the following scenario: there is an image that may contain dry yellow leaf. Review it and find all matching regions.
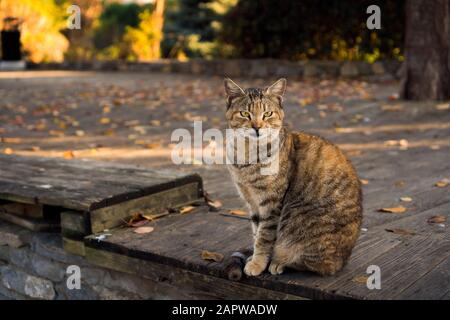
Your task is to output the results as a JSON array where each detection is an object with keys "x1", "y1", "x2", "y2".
[
  {"x1": 352, "y1": 275, "x2": 368, "y2": 284},
  {"x1": 228, "y1": 209, "x2": 247, "y2": 216},
  {"x1": 99, "y1": 117, "x2": 111, "y2": 124},
  {"x1": 400, "y1": 197, "x2": 412, "y2": 202},
  {"x1": 435, "y1": 179, "x2": 449, "y2": 188},
  {"x1": 207, "y1": 200, "x2": 222, "y2": 211},
  {"x1": 133, "y1": 226, "x2": 154, "y2": 234},
  {"x1": 201, "y1": 250, "x2": 224, "y2": 263},
  {"x1": 63, "y1": 150, "x2": 75, "y2": 159},
  {"x1": 360, "y1": 179, "x2": 369, "y2": 185},
  {"x1": 4, "y1": 148, "x2": 13, "y2": 155},
  {"x1": 180, "y1": 206, "x2": 195, "y2": 214},
  {"x1": 378, "y1": 206, "x2": 406, "y2": 214},
  {"x1": 427, "y1": 215, "x2": 446, "y2": 224}
]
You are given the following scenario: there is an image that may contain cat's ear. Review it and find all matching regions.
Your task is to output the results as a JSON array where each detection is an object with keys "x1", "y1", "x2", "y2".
[
  {"x1": 224, "y1": 78, "x2": 245, "y2": 99},
  {"x1": 265, "y1": 78, "x2": 287, "y2": 97}
]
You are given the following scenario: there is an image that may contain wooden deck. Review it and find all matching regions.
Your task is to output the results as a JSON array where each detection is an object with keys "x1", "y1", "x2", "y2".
[
  {"x1": 0, "y1": 71, "x2": 449, "y2": 299},
  {"x1": 84, "y1": 148, "x2": 450, "y2": 299}
]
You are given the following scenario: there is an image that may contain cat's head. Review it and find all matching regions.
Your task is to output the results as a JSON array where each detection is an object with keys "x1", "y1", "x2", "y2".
[{"x1": 224, "y1": 78, "x2": 286, "y2": 136}]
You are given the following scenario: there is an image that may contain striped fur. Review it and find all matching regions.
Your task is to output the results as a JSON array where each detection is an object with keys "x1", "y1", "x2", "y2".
[{"x1": 224, "y1": 78, "x2": 362, "y2": 276}]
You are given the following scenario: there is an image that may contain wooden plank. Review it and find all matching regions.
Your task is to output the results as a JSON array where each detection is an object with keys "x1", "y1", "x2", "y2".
[
  {"x1": 0, "y1": 202, "x2": 43, "y2": 218},
  {"x1": 62, "y1": 237, "x2": 85, "y2": 256},
  {"x1": 395, "y1": 256, "x2": 450, "y2": 300},
  {"x1": 0, "y1": 154, "x2": 203, "y2": 212},
  {"x1": 0, "y1": 210, "x2": 59, "y2": 232},
  {"x1": 84, "y1": 246, "x2": 305, "y2": 300},
  {"x1": 60, "y1": 210, "x2": 90, "y2": 239},
  {"x1": 90, "y1": 181, "x2": 202, "y2": 233}
]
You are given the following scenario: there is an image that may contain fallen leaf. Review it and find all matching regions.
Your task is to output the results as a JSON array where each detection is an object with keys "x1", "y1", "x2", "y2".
[
  {"x1": 3, "y1": 147, "x2": 13, "y2": 155},
  {"x1": 360, "y1": 179, "x2": 369, "y2": 185},
  {"x1": 228, "y1": 209, "x2": 247, "y2": 216},
  {"x1": 385, "y1": 228, "x2": 415, "y2": 235},
  {"x1": 133, "y1": 226, "x2": 154, "y2": 234},
  {"x1": 352, "y1": 275, "x2": 368, "y2": 284},
  {"x1": 201, "y1": 250, "x2": 224, "y2": 262},
  {"x1": 427, "y1": 215, "x2": 446, "y2": 224},
  {"x1": 63, "y1": 150, "x2": 75, "y2": 159},
  {"x1": 99, "y1": 117, "x2": 111, "y2": 124},
  {"x1": 378, "y1": 206, "x2": 407, "y2": 214},
  {"x1": 400, "y1": 197, "x2": 412, "y2": 202},
  {"x1": 126, "y1": 213, "x2": 148, "y2": 227},
  {"x1": 180, "y1": 206, "x2": 195, "y2": 214},
  {"x1": 436, "y1": 103, "x2": 450, "y2": 111},
  {"x1": 207, "y1": 200, "x2": 222, "y2": 211},
  {"x1": 435, "y1": 178, "x2": 450, "y2": 188},
  {"x1": 394, "y1": 180, "x2": 405, "y2": 188}
]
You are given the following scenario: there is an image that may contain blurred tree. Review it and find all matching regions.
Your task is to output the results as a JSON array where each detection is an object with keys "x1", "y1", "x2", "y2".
[
  {"x1": 124, "y1": 0, "x2": 165, "y2": 60},
  {"x1": 0, "y1": 0, "x2": 68, "y2": 62},
  {"x1": 401, "y1": 0, "x2": 450, "y2": 100},
  {"x1": 63, "y1": 0, "x2": 103, "y2": 61},
  {"x1": 163, "y1": 0, "x2": 236, "y2": 58},
  {"x1": 93, "y1": 2, "x2": 143, "y2": 60},
  {"x1": 220, "y1": 0, "x2": 404, "y2": 61}
]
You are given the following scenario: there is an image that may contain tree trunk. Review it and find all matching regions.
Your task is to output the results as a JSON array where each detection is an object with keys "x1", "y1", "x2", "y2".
[
  {"x1": 401, "y1": 0, "x2": 450, "y2": 100},
  {"x1": 150, "y1": 0, "x2": 165, "y2": 59}
]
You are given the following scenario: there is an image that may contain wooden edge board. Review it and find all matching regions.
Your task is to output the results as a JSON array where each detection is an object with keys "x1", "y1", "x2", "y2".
[
  {"x1": 0, "y1": 210, "x2": 60, "y2": 232},
  {"x1": 84, "y1": 246, "x2": 306, "y2": 300},
  {"x1": 84, "y1": 233, "x2": 349, "y2": 300},
  {"x1": 88, "y1": 173, "x2": 203, "y2": 211},
  {"x1": 89, "y1": 181, "x2": 203, "y2": 233}
]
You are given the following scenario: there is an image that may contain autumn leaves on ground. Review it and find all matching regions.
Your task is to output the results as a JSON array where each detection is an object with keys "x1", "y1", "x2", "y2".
[{"x1": 0, "y1": 70, "x2": 449, "y2": 234}]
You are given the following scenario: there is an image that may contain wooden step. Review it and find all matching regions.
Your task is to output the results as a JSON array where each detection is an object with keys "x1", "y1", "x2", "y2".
[{"x1": 0, "y1": 154, "x2": 203, "y2": 255}]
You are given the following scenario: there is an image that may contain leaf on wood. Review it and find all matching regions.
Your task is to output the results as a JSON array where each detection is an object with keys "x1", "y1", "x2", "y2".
[
  {"x1": 427, "y1": 215, "x2": 446, "y2": 224},
  {"x1": 201, "y1": 250, "x2": 224, "y2": 263},
  {"x1": 126, "y1": 213, "x2": 148, "y2": 227},
  {"x1": 180, "y1": 206, "x2": 196, "y2": 214},
  {"x1": 400, "y1": 197, "x2": 412, "y2": 202},
  {"x1": 394, "y1": 180, "x2": 405, "y2": 188},
  {"x1": 3, "y1": 148, "x2": 13, "y2": 155},
  {"x1": 378, "y1": 206, "x2": 406, "y2": 214},
  {"x1": 204, "y1": 191, "x2": 222, "y2": 211},
  {"x1": 385, "y1": 228, "x2": 415, "y2": 236},
  {"x1": 352, "y1": 275, "x2": 368, "y2": 284},
  {"x1": 63, "y1": 150, "x2": 75, "y2": 159},
  {"x1": 435, "y1": 178, "x2": 450, "y2": 188},
  {"x1": 228, "y1": 209, "x2": 247, "y2": 216},
  {"x1": 133, "y1": 226, "x2": 154, "y2": 234},
  {"x1": 360, "y1": 179, "x2": 369, "y2": 185}
]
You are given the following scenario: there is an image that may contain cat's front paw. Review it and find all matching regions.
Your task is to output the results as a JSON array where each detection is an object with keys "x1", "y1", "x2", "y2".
[
  {"x1": 268, "y1": 261, "x2": 286, "y2": 275},
  {"x1": 244, "y1": 258, "x2": 267, "y2": 276}
]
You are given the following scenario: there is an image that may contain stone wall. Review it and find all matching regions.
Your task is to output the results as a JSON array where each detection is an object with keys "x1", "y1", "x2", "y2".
[
  {"x1": 0, "y1": 221, "x2": 192, "y2": 300},
  {"x1": 28, "y1": 59, "x2": 402, "y2": 79}
]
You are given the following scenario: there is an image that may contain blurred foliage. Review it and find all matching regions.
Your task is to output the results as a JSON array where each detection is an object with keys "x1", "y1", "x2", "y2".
[
  {"x1": 93, "y1": 2, "x2": 145, "y2": 60},
  {"x1": 220, "y1": 0, "x2": 405, "y2": 61},
  {"x1": 63, "y1": 0, "x2": 103, "y2": 61},
  {"x1": 0, "y1": 0, "x2": 68, "y2": 62},
  {"x1": 162, "y1": 0, "x2": 236, "y2": 59},
  {"x1": 0, "y1": 0, "x2": 405, "y2": 62}
]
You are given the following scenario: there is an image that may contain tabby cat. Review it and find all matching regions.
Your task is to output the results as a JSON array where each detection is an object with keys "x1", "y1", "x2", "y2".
[{"x1": 224, "y1": 78, "x2": 362, "y2": 276}]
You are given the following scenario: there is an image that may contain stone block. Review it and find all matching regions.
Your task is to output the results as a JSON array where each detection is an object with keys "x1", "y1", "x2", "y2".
[
  {"x1": 31, "y1": 253, "x2": 66, "y2": 282},
  {"x1": 340, "y1": 62, "x2": 359, "y2": 77},
  {"x1": 1, "y1": 266, "x2": 55, "y2": 300}
]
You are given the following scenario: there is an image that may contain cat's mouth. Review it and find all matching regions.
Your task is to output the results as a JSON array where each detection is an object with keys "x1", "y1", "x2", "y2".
[{"x1": 233, "y1": 128, "x2": 279, "y2": 140}]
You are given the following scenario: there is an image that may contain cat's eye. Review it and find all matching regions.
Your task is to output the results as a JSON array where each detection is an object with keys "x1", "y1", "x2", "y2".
[
  {"x1": 263, "y1": 111, "x2": 273, "y2": 118},
  {"x1": 240, "y1": 111, "x2": 251, "y2": 118}
]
